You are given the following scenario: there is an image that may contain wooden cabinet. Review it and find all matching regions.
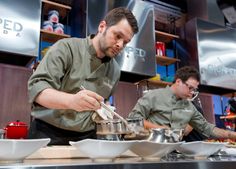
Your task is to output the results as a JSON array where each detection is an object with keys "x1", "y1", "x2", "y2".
[
  {"x1": 135, "y1": 30, "x2": 180, "y2": 90},
  {"x1": 155, "y1": 30, "x2": 180, "y2": 67},
  {"x1": 42, "y1": 0, "x2": 71, "y2": 19},
  {"x1": 135, "y1": 48, "x2": 180, "y2": 91},
  {"x1": 40, "y1": 29, "x2": 71, "y2": 43},
  {"x1": 156, "y1": 55, "x2": 180, "y2": 66},
  {"x1": 155, "y1": 30, "x2": 179, "y2": 44},
  {"x1": 30, "y1": 0, "x2": 73, "y2": 68},
  {"x1": 40, "y1": 0, "x2": 71, "y2": 43}
]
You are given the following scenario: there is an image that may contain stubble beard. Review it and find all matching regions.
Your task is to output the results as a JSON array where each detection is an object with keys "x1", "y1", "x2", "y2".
[{"x1": 99, "y1": 29, "x2": 115, "y2": 58}]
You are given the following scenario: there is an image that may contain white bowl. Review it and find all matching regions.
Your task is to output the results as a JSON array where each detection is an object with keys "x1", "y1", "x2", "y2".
[
  {"x1": 0, "y1": 138, "x2": 50, "y2": 163},
  {"x1": 176, "y1": 141, "x2": 226, "y2": 158},
  {"x1": 129, "y1": 140, "x2": 182, "y2": 160},
  {"x1": 69, "y1": 139, "x2": 134, "y2": 160}
]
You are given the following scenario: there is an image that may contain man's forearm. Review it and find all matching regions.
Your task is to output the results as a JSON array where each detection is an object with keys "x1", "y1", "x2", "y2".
[
  {"x1": 212, "y1": 127, "x2": 236, "y2": 139},
  {"x1": 35, "y1": 88, "x2": 73, "y2": 109},
  {"x1": 35, "y1": 88, "x2": 103, "y2": 112}
]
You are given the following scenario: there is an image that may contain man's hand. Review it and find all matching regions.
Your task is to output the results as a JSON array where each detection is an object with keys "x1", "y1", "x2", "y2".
[
  {"x1": 184, "y1": 124, "x2": 193, "y2": 136},
  {"x1": 70, "y1": 89, "x2": 104, "y2": 112}
]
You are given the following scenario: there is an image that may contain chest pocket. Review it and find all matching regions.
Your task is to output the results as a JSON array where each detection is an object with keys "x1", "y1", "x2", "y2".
[
  {"x1": 81, "y1": 64, "x2": 115, "y2": 99},
  {"x1": 171, "y1": 108, "x2": 193, "y2": 129}
]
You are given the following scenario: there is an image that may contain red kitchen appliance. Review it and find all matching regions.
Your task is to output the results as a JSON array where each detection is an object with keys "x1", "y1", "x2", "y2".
[{"x1": 4, "y1": 120, "x2": 28, "y2": 139}]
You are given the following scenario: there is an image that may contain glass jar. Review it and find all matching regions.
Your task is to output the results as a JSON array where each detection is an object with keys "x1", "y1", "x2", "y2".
[
  {"x1": 42, "y1": 21, "x2": 53, "y2": 32},
  {"x1": 48, "y1": 10, "x2": 59, "y2": 23},
  {"x1": 53, "y1": 23, "x2": 64, "y2": 34}
]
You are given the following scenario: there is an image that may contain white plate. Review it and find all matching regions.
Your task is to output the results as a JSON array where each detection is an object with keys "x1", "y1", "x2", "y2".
[
  {"x1": 223, "y1": 147, "x2": 236, "y2": 155},
  {"x1": 176, "y1": 141, "x2": 226, "y2": 157},
  {"x1": 0, "y1": 138, "x2": 50, "y2": 163},
  {"x1": 69, "y1": 139, "x2": 134, "y2": 160},
  {"x1": 129, "y1": 140, "x2": 182, "y2": 160},
  {"x1": 226, "y1": 144, "x2": 236, "y2": 148}
]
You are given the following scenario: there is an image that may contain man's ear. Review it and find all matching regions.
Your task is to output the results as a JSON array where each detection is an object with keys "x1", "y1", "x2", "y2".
[
  {"x1": 175, "y1": 78, "x2": 182, "y2": 86},
  {"x1": 98, "y1": 21, "x2": 106, "y2": 33}
]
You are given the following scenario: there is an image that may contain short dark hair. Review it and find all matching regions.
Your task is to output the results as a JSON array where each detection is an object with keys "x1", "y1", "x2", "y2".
[
  {"x1": 104, "y1": 7, "x2": 139, "y2": 34},
  {"x1": 173, "y1": 66, "x2": 200, "y2": 83}
]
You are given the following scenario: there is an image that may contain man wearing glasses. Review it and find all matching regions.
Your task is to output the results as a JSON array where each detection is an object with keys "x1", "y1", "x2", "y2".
[{"x1": 129, "y1": 66, "x2": 236, "y2": 140}]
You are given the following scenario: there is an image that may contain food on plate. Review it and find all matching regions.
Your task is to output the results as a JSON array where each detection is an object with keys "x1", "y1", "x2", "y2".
[{"x1": 124, "y1": 130, "x2": 150, "y2": 140}]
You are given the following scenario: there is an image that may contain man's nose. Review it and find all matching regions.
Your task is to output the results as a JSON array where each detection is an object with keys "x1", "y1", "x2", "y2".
[{"x1": 116, "y1": 39, "x2": 124, "y2": 49}]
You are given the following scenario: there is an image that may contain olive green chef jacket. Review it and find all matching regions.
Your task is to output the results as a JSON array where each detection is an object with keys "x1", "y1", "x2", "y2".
[
  {"x1": 28, "y1": 36, "x2": 120, "y2": 132},
  {"x1": 129, "y1": 86, "x2": 215, "y2": 138}
]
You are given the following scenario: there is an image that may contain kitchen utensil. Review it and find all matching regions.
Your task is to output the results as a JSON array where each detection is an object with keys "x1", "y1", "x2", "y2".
[
  {"x1": 79, "y1": 86, "x2": 111, "y2": 120},
  {"x1": 147, "y1": 128, "x2": 166, "y2": 143},
  {"x1": 126, "y1": 117, "x2": 145, "y2": 134},
  {"x1": 165, "y1": 129, "x2": 184, "y2": 142},
  {"x1": 4, "y1": 120, "x2": 28, "y2": 139},
  {"x1": 96, "y1": 105, "x2": 113, "y2": 120},
  {"x1": 0, "y1": 129, "x2": 5, "y2": 139},
  {"x1": 100, "y1": 102, "x2": 129, "y2": 126},
  {"x1": 96, "y1": 119, "x2": 128, "y2": 134},
  {"x1": 124, "y1": 117, "x2": 149, "y2": 140},
  {"x1": 95, "y1": 119, "x2": 128, "y2": 141},
  {"x1": 147, "y1": 128, "x2": 184, "y2": 143},
  {"x1": 80, "y1": 86, "x2": 130, "y2": 129}
]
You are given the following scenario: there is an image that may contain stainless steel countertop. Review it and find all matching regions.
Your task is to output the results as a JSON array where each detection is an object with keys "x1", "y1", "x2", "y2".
[{"x1": 1, "y1": 155, "x2": 236, "y2": 169}]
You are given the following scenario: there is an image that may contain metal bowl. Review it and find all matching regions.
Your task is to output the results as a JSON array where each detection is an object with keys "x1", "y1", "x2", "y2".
[
  {"x1": 95, "y1": 119, "x2": 128, "y2": 141},
  {"x1": 147, "y1": 128, "x2": 184, "y2": 143},
  {"x1": 126, "y1": 117, "x2": 145, "y2": 134},
  {"x1": 147, "y1": 128, "x2": 166, "y2": 143},
  {"x1": 0, "y1": 129, "x2": 5, "y2": 139},
  {"x1": 165, "y1": 129, "x2": 184, "y2": 142}
]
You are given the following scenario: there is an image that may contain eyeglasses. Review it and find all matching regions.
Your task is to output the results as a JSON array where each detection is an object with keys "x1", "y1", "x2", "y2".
[
  {"x1": 184, "y1": 82, "x2": 198, "y2": 93},
  {"x1": 183, "y1": 82, "x2": 199, "y2": 101}
]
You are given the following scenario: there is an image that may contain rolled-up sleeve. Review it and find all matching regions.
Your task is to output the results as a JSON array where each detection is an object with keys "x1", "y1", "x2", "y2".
[
  {"x1": 28, "y1": 40, "x2": 71, "y2": 104},
  {"x1": 28, "y1": 80, "x2": 52, "y2": 104},
  {"x1": 189, "y1": 106, "x2": 215, "y2": 138},
  {"x1": 128, "y1": 92, "x2": 153, "y2": 119}
]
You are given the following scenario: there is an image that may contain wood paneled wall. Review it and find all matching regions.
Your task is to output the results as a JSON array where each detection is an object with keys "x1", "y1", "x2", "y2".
[
  {"x1": 112, "y1": 81, "x2": 139, "y2": 118},
  {"x1": 0, "y1": 64, "x2": 32, "y2": 128},
  {"x1": 199, "y1": 93, "x2": 215, "y2": 124}
]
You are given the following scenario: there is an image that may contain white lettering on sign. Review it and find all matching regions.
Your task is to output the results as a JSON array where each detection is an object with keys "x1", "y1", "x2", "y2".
[
  {"x1": 123, "y1": 46, "x2": 146, "y2": 62},
  {"x1": 0, "y1": 17, "x2": 23, "y2": 37}
]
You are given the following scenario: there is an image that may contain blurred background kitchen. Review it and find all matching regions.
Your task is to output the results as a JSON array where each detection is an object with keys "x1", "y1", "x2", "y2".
[{"x1": 1, "y1": 0, "x2": 236, "y2": 133}]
